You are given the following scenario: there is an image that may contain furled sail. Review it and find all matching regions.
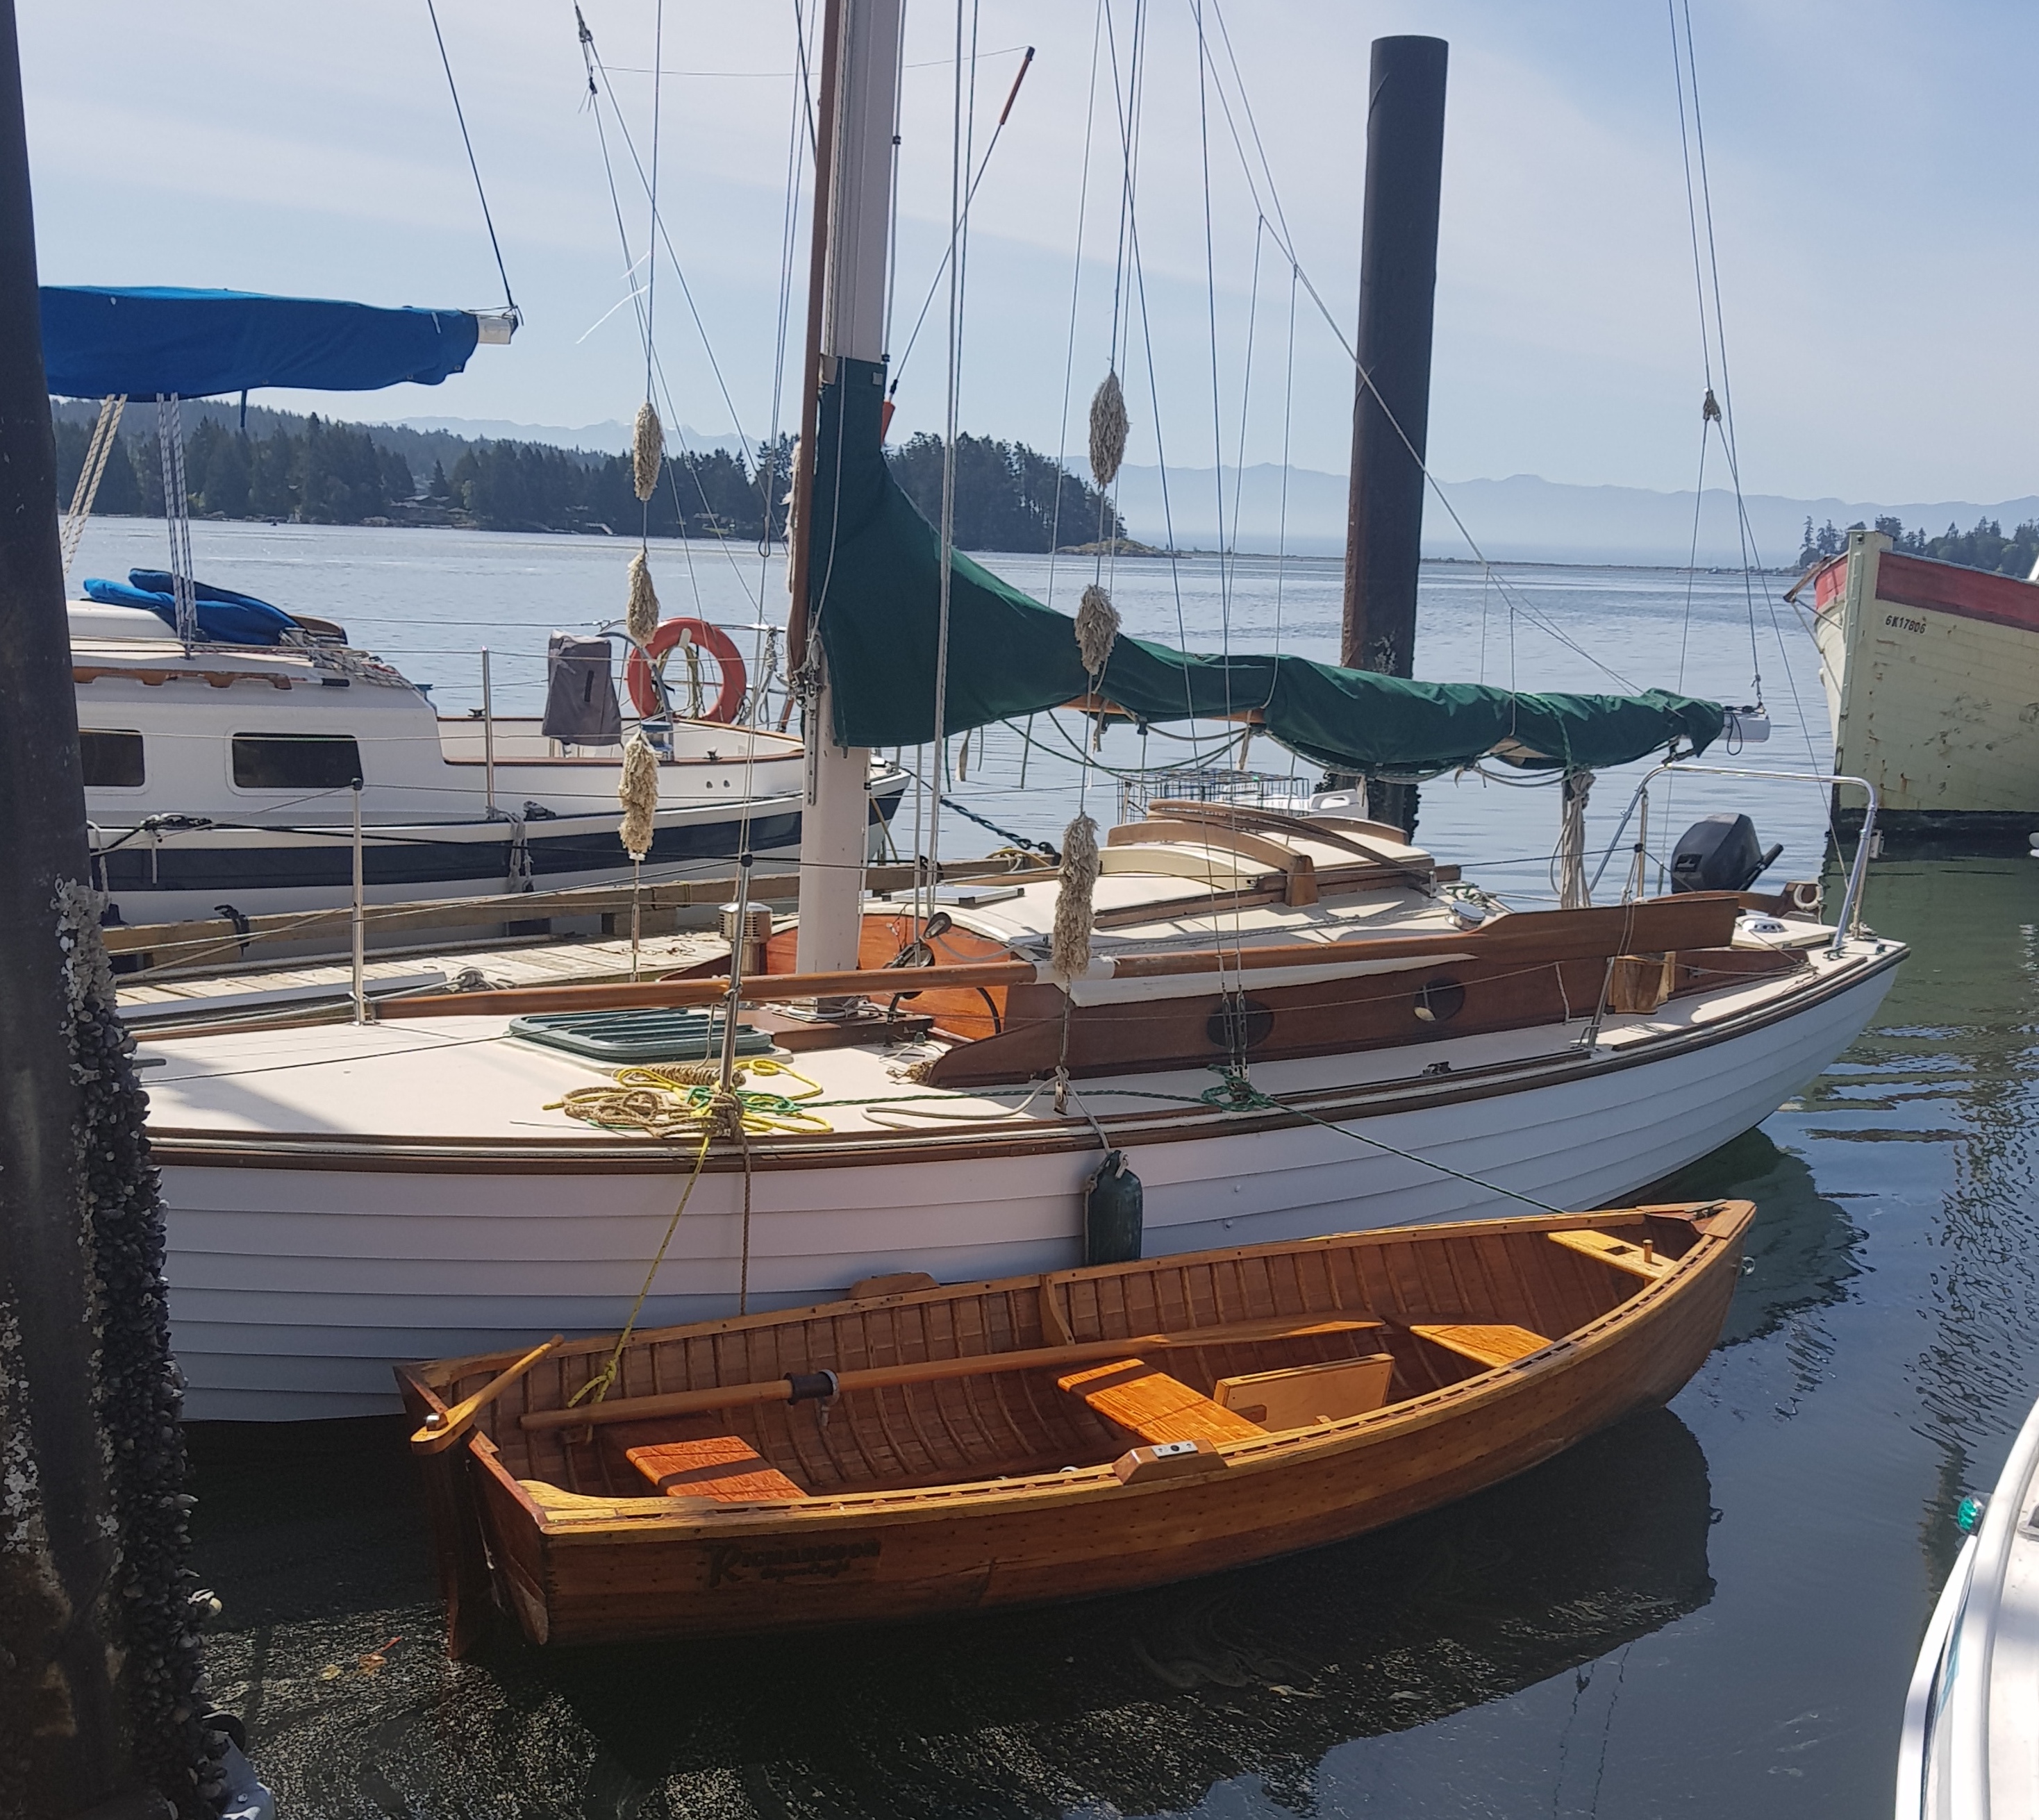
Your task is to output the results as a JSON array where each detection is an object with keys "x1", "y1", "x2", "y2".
[
  {"x1": 810, "y1": 357, "x2": 1723, "y2": 774},
  {"x1": 40, "y1": 286, "x2": 492, "y2": 401}
]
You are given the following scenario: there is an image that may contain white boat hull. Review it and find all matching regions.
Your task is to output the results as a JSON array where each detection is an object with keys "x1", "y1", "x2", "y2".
[
  {"x1": 156, "y1": 948, "x2": 1898, "y2": 1419},
  {"x1": 1899, "y1": 1389, "x2": 2039, "y2": 1819},
  {"x1": 1813, "y1": 531, "x2": 2039, "y2": 842}
]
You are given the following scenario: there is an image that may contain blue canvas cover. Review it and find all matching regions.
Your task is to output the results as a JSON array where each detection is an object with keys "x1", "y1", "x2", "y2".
[
  {"x1": 83, "y1": 572, "x2": 299, "y2": 646},
  {"x1": 41, "y1": 286, "x2": 481, "y2": 400}
]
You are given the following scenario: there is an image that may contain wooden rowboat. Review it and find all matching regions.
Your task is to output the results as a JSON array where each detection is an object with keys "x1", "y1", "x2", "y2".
[{"x1": 397, "y1": 1199, "x2": 1753, "y2": 1652}]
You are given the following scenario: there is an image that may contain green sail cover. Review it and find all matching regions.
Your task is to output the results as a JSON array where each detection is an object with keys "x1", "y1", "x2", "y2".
[{"x1": 810, "y1": 359, "x2": 1722, "y2": 774}]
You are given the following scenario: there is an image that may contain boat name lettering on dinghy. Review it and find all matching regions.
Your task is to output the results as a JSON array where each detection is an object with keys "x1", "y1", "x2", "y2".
[{"x1": 706, "y1": 1536, "x2": 882, "y2": 1589}]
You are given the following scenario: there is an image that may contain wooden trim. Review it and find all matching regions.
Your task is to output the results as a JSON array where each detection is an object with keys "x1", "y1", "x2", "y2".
[
  {"x1": 76, "y1": 666, "x2": 292, "y2": 690},
  {"x1": 1061, "y1": 692, "x2": 1267, "y2": 728},
  {"x1": 374, "y1": 957, "x2": 1038, "y2": 1019},
  {"x1": 1872, "y1": 549, "x2": 2039, "y2": 637},
  {"x1": 1106, "y1": 819, "x2": 1319, "y2": 908},
  {"x1": 401, "y1": 1201, "x2": 1751, "y2": 1643},
  {"x1": 1143, "y1": 800, "x2": 1429, "y2": 878},
  {"x1": 103, "y1": 858, "x2": 1051, "y2": 956},
  {"x1": 1106, "y1": 820, "x2": 1306, "y2": 872},
  {"x1": 1106, "y1": 895, "x2": 1741, "y2": 980}
]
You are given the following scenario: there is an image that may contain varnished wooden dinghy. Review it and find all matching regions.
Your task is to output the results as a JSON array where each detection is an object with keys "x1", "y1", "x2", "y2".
[{"x1": 399, "y1": 1199, "x2": 1753, "y2": 1651}]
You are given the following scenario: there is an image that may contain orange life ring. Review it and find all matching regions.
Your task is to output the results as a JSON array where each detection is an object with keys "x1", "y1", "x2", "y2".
[{"x1": 625, "y1": 617, "x2": 747, "y2": 722}]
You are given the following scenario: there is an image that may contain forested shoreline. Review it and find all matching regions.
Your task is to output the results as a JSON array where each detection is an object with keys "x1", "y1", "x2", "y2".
[
  {"x1": 1797, "y1": 512, "x2": 2039, "y2": 579},
  {"x1": 49, "y1": 400, "x2": 1123, "y2": 555}
]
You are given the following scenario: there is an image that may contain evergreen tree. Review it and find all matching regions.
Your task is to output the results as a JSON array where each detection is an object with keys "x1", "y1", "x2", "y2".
[
  {"x1": 202, "y1": 432, "x2": 252, "y2": 519},
  {"x1": 885, "y1": 432, "x2": 1125, "y2": 552}
]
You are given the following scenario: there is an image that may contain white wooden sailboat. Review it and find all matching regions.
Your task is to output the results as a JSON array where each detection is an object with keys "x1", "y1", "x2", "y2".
[
  {"x1": 140, "y1": 801, "x2": 1898, "y2": 1418},
  {"x1": 133, "y1": 3, "x2": 1906, "y2": 1419}
]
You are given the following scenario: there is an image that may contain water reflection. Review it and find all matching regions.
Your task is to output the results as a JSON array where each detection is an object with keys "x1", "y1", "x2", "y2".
[
  {"x1": 1845, "y1": 862, "x2": 2039, "y2": 1595},
  {"x1": 194, "y1": 1407, "x2": 1712, "y2": 1817},
  {"x1": 1644, "y1": 1127, "x2": 1863, "y2": 1353}
]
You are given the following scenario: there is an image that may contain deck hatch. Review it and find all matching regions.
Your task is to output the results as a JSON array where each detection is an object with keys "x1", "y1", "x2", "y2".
[{"x1": 508, "y1": 1008, "x2": 775, "y2": 1063}]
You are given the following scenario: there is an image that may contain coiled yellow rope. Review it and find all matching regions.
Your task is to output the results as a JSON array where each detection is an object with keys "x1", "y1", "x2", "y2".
[
  {"x1": 545, "y1": 1058, "x2": 830, "y2": 1138},
  {"x1": 549, "y1": 1059, "x2": 829, "y2": 1410}
]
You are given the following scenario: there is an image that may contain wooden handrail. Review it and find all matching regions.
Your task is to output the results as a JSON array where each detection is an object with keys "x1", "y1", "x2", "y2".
[
  {"x1": 369, "y1": 894, "x2": 1742, "y2": 1015},
  {"x1": 1106, "y1": 895, "x2": 1742, "y2": 979},
  {"x1": 1061, "y1": 693, "x2": 1267, "y2": 728},
  {"x1": 375, "y1": 958, "x2": 1040, "y2": 1019},
  {"x1": 1145, "y1": 799, "x2": 1433, "y2": 885},
  {"x1": 101, "y1": 858, "x2": 1051, "y2": 958},
  {"x1": 519, "y1": 1317, "x2": 1378, "y2": 1433}
]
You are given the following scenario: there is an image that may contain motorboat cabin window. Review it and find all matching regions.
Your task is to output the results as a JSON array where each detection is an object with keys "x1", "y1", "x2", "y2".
[
  {"x1": 78, "y1": 729, "x2": 144, "y2": 788},
  {"x1": 231, "y1": 734, "x2": 363, "y2": 791}
]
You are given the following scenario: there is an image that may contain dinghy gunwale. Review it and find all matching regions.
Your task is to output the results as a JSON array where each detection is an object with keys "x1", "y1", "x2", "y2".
[
  {"x1": 402, "y1": 1200, "x2": 1750, "y2": 1544},
  {"x1": 399, "y1": 1201, "x2": 1749, "y2": 1645}
]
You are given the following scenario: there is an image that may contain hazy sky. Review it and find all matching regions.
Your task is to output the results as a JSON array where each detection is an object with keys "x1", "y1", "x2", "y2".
[{"x1": 19, "y1": 3, "x2": 2036, "y2": 507}]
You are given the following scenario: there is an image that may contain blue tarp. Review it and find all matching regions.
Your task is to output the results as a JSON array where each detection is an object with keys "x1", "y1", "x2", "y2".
[
  {"x1": 41, "y1": 286, "x2": 481, "y2": 400},
  {"x1": 83, "y1": 572, "x2": 298, "y2": 646}
]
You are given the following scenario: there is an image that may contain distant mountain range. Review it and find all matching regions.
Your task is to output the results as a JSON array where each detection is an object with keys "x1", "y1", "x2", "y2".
[
  {"x1": 1110, "y1": 463, "x2": 2039, "y2": 569},
  {"x1": 390, "y1": 415, "x2": 742, "y2": 458},
  {"x1": 74, "y1": 403, "x2": 2026, "y2": 568}
]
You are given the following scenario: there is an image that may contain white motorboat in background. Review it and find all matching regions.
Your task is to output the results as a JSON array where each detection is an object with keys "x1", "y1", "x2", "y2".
[
  {"x1": 1897, "y1": 1389, "x2": 2039, "y2": 1819},
  {"x1": 71, "y1": 587, "x2": 904, "y2": 932}
]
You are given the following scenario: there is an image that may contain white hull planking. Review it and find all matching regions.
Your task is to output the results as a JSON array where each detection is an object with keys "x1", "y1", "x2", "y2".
[{"x1": 163, "y1": 955, "x2": 1896, "y2": 1419}]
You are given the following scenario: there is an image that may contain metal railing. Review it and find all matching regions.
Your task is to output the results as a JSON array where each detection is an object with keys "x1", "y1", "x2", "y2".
[
  {"x1": 1116, "y1": 767, "x2": 1306, "y2": 824},
  {"x1": 1587, "y1": 762, "x2": 1879, "y2": 957}
]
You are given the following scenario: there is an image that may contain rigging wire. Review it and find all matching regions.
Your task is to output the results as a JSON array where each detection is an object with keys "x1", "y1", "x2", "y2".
[
  {"x1": 583, "y1": 30, "x2": 758, "y2": 459},
  {"x1": 643, "y1": 1, "x2": 664, "y2": 407},
  {"x1": 574, "y1": 10, "x2": 768, "y2": 616},
  {"x1": 1104, "y1": 0, "x2": 1206, "y2": 771},
  {"x1": 425, "y1": 0, "x2": 517, "y2": 316},
  {"x1": 1665, "y1": 1, "x2": 1833, "y2": 838},
  {"x1": 924, "y1": 0, "x2": 983, "y2": 927},
  {"x1": 1195, "y1": 0, "x2": 1637, "y2": 694},
  {"x1": 888, "y1": 47, "x2": 1035, "y2": 397},
  {"x1": 1043, "y1": 1, "x2": 1108, "y2": 610}
]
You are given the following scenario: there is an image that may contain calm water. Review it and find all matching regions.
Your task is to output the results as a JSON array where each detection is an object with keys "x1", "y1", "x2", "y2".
[
  {"x1": 68, "y1": 517, "x2": 1838, "y2": 903},
  {"x1": 101, "y1": 521, "x2": 2039, "y2": 1815}
]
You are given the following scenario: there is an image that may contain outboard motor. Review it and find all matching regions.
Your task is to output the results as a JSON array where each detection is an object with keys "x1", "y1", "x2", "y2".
[{"x1": 1669, "y1": 813, "x2": 1783, "y2": 893}]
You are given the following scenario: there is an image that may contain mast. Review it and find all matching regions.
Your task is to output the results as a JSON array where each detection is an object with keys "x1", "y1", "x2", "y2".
[
  {"x1": 791, "y1": 0, "x2": 903, "y2": 974},
  {"x1": 1340, "y1": 35, "x2": 1448, "y2": 836}
]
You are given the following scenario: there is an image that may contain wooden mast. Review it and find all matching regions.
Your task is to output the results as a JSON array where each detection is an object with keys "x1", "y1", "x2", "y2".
[
  {"x1": 1340, "y1": 35, "x2": 1448, "y2": 837},
  {"x1": 791, "y1": 0, "x2": 903, "y2": 975}
]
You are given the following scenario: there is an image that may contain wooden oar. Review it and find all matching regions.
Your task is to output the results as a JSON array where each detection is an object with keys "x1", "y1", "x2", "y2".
[
  {"x1": 413, "y1": 1336, "x2": 563, "y2": 1453},
  {"x1": 520, "y1": 1317, "x2": 1378, "y2": 1434}
]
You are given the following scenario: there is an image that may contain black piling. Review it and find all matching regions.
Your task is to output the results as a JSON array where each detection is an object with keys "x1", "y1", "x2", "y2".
[
  {"x1": 1340, "y1": 34, "x2": 1448, "y2": 836},
  {"x1": 0, "y1": 4, "x2": 213, "y2": 1814}
]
